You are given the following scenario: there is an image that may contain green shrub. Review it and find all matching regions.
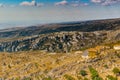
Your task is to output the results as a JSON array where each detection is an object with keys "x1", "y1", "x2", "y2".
[
  {"x1": 104, "y1": 65, "x2": 108, "y2": 69},
  {"x1": 23, "y1": 77, "x2": 31, "y2": 80},
  {"x1": 89, "y1": 66, "x2": 99, "y2": 78},
  {"x1": 106, "y1": 75, "x2": 117, "y2": 80},
  {"x1": 84, "y1": 77, "x2": 89, "y2": 80},
  {"x1": 64, "y1": 74, "x2": 75, "y2": 80},
  {"x1": 15, "y1": 78, "x2": 20, "y2": 80},
  {"x1": 112, "y1": 67, "x2": 120, "y2": 75},
  {"x1": 80, "y1": 70, "x2": 87, "y2": 76},
  {"x1": 43, "y1": 76, "x2": 52, "y2": 80},
  {"x1": 88, "y1": 66, "x2": 103, "y2": 80},
  {"x1": 91, "y1": 77, "x2": 103, "y2": 80}
]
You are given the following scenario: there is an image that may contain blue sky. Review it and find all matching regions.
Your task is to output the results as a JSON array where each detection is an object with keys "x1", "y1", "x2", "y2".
[
  {"x1": 0, "y1": 0, "x2": 120, "y2": 29},
  {"x1": 0, "y1": 0, "x2": 89, "y2": 4}
]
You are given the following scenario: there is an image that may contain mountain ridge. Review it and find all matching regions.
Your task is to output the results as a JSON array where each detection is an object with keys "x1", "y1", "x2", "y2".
[
  {"x1": 0, "y1": 18, "x2": 120, "y2": 52},
  {"x1": 0, "y1": 18, "x2": 120, "y2": 38}
]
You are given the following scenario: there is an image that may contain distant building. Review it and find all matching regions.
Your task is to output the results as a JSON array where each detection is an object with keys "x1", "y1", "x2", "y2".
[{"x1": 81, "y1": 50, "x2": 89, "y2": 59}]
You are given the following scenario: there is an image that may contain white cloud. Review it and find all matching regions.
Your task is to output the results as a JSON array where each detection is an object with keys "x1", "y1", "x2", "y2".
[
  {"x1": 91, "y1": 0, "x2": 120, "y2": 5},
  {"x1": 71, "y1": 3, "x2": 89, "y2": 7},
  {"x1": 20, "y1": 0, "x2": 44, "y2": 7},
  {"x1": 20, "y1": 0, "x2": 37, "y2": 6},
  {"x1": 55, "y1": 0, "x2": 68, "y2": 6},
  {"x1": 82, "y1": 3, "x2": 89, "y2": 6},
  {"x1": 91, "y1": 0, "x2": 103, "y2": 3},
  {"x1": 102, "y1": 0, "x2": 120, "y2": 6},
  {"x1": 0, "y1": 3, "x2": 4, "y2": 7}
]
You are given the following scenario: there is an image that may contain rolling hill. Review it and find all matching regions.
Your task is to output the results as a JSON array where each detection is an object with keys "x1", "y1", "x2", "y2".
[{"x1": 0, "y1": 18, "x2": 120, "y2": 52}]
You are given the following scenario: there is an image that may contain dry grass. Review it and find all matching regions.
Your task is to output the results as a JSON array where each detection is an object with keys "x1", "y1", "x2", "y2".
[{"x1": 0, "y1": 48, "x2": 120, "y2": 80}]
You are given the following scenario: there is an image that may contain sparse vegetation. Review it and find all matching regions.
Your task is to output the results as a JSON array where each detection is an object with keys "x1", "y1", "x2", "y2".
[
  {"x1": 80, "y1": 70, "x2": 87, "y2": 76},
  {"x1": 0, "y1": 18, "x2": 120, "y2": 80},
  {"x1": 64, "y1": 74, "x2": 75, "y2": 80},
  {"x1": 106, "y1": 75, "x2": 118, "y2": 80},
  {"x1": 43, "y1": 76, "x2": 52, "y2": 80},
  {"x1": 23, "y1": 77, "x2": 31, "y2": 80},
  {"x1": 89, "y1": 66, "x2": 103, "y2": 80},
  {"x1": 112, "y1": 67, "x2": 120, "y2": 76}
]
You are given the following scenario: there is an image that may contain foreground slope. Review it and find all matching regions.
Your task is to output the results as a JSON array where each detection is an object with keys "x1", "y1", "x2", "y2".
[{"x1": 0, "y1": 44, "x2": 120, "y2": 80}]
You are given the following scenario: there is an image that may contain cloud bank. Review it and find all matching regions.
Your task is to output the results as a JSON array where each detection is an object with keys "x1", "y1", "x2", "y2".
[
  {"x1": 91, "y1": 0, "x2": 120, "y2": 5},
  {"x1": 0, "y1": 3, "x2": 4, "y2": 7},
  {"x1": 20, "y1": 0, "x2": 44, "y2": 7},
  {"x1": 55, "y1": 0, "x2": 68, "y2": 6},
  {"x1": 20, "y1": 0, "x2": 37, "y2": 6}
]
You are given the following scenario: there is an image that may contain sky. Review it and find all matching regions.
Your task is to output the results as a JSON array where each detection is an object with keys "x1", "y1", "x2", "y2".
[{"x1": 0, "y1": 0, "x2": 120, "y2": 29}]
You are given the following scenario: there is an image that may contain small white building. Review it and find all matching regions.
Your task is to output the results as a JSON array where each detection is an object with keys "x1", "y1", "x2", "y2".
[
  {"x1": 114, "y1": 45, "x2": 120, "y2": 50},
  {"x1": 81, "y1": 50, "x2": 89, "y2": 59}
]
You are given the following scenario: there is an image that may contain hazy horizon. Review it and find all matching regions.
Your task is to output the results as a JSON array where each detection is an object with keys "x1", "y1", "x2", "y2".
[{"x1": 0, "y1": 0, "x2": 120, "y2": 29}]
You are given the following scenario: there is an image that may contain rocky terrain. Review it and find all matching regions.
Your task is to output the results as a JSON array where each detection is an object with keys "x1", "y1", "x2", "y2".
[
  {"x1": 0, "y1": 31, "x2": 107, "y2": 52},
  {"x1": 0, "y1": 18, "x2": 120, "y2": 52},
  {"x1": 0, "y1": 18, "x2": 120, "y2": 80}
]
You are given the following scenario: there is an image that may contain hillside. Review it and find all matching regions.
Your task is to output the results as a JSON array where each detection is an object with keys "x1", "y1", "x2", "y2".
[
  {"x1": 0, "y1": 18, "x2": 120, "y2": 52},
  {"x1": 0, "y1": 43, "x2": 120, "y2": 80},
  {"x1": 0, "y1": 18, "x2": 120, "y2": 80},
  {"x1": 0, "y1": 18, "x2": 120, "y2": 38},
  {"x1": 0, "y1": 30, "x2": 120, "y2": 52}
]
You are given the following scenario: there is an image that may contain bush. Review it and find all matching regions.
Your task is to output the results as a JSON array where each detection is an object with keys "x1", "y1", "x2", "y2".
[
  {"x1": 80, "y1": 70, "x2": 87, "y2": 76},
  {"x1": 84, "y1": 77, "x2": 89, "y2": 80},
  {"x1": 23, "y1": 77, "x2": 31, "y2": 80},
  {"x1": 64, "y1": 74, "x2": 75, "y2": 80},
  {"x1": 112, "y1": 67, "x2": 120, "y2": 75},
  {"x1": 89, "y1": 66, "x2": 99, "y2": 78},
  {"x1": 104, "y1": 65, "x2": 108, "y2": 69},
  {"x1": 106, "y1": 75, "x2": 118, "y2": 80},
  {"x1": 91, "y1": 77, "x2": 103, "y2": 80},
  {"x1": 88, "y1": 66, "x2": 103, "y2": 80},
  {"x1": 43, "y1": 76, "x2": 52, "y2": 80},
  {"x1": 15, "y1": 78, "x2": 20, "y2": 80}
]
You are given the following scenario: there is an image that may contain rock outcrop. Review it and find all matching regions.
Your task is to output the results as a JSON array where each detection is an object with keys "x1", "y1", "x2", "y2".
[{"x1": 0, "y1": 31, "x2": 107, "y2": 52}]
